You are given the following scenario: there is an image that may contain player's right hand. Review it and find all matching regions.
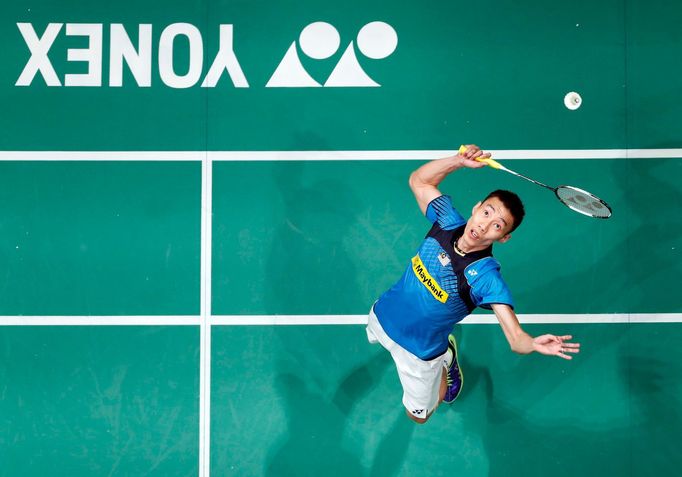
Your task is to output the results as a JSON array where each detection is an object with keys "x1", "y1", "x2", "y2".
[{"x1": 457, "y1": 144, "x2": 490, "y2": 169}]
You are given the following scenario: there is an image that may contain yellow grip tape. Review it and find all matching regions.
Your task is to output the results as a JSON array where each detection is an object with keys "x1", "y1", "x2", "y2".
[{"x1": 458, "y1": 145, "x2": 504, "y2": 170}]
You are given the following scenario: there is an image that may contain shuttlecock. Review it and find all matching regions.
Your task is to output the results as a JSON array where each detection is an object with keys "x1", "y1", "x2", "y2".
[{"x1": 564, "y1": 91, "x2": 582, "y2": 110}]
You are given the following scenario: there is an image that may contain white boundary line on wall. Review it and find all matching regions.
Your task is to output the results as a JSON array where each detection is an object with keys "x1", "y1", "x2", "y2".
[
  {"x1": 1, "y1": 313, "x2": 680, "y2": 325},
  {"x1": 0, "y1": 148, "x2": 681, "y2": 161}
]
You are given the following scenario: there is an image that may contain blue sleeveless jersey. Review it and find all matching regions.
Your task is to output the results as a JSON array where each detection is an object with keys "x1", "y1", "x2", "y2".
[{"x1": 374, "y1": 195, "x2": 514, "y2": 360}]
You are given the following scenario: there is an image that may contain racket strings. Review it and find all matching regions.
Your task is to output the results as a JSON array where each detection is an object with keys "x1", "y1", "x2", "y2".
[{"x1": 556, "y1": 186, "x2": 611, "y2": 218}]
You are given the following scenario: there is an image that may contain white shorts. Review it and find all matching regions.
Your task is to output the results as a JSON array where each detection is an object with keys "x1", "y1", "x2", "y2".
[{"x1": 366, "y1": 306, "x2": 448, "y2": 419}]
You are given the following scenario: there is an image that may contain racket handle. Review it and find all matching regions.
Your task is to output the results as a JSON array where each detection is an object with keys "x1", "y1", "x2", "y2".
[{"x1": 458, "y1": 145, "x2": 504, "y2": 170}]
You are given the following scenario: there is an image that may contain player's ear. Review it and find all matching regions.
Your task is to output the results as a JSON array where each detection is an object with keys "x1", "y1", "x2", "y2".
[
  {"x1": 471, "y1": 201, "x2": 482, "y2": 215},
  {"x1": 498, "y1": 233, "x2": 511, "y2": 244}
]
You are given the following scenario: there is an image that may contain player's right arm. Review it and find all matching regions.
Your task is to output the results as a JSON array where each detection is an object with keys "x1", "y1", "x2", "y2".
[
  {"x1": 408, "y1": 144, "x2": 489, "y2": 214},
  {"x1": 492, "y1": 303, "x2": 581, "y2": 359}
]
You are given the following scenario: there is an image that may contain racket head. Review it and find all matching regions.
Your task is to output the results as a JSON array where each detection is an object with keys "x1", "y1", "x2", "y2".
[{"x1": 555, "y1": 186, "x2": 612, "y2": 218}]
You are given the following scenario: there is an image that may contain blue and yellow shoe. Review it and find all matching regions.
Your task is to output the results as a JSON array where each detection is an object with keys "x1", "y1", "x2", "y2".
[{"x1": 443, "y1": 334, "x2": 463, "y2": 403}]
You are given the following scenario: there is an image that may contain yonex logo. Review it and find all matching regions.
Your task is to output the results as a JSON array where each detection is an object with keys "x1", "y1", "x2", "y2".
[
  {"x1": 14, "y1": 20, "x2": 397, "y2": 89},
  {"x1": 467, "y1": 270, "x2": 478, "y2": 277},
  {"x1": 266, "y1": 21, "x2": 398, "y2": 87},
  {"x1": 412, "y1": 409, "x2": 425, "y2": 415}
]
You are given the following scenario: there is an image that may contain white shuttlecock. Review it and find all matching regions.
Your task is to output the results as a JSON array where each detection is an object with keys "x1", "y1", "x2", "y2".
[{"x1": 564, "y1": 92, "x2": 582, "y2": 110}]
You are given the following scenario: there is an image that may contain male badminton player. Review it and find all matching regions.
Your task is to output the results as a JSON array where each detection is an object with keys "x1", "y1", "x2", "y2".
[{"x1": 367, "y1": 144, "x2": 581, "y2": 424}]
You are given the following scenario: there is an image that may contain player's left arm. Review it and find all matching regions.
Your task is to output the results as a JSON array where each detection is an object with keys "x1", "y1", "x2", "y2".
[{"x1": 491, "y1": 304, "x2": 581, "y2": 360}]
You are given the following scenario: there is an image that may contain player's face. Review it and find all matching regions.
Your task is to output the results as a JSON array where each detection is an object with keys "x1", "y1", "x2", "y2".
[{"x1": 461, "y1": 197, "x2": 514, "y2": 250}]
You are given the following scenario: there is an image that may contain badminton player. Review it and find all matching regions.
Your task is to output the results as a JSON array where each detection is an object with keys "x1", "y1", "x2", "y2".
[{"x1": 367, "y1": 144, "x2": 581, "y2": 423}]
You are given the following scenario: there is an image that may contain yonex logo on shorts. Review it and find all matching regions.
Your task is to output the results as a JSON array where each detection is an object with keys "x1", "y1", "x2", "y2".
[
  {"x1": 411, "y1": 254, "x2": 449, "y2": 303},
  {"x1": 14, "y1": 21, "x2": 397, "y2": 89}
]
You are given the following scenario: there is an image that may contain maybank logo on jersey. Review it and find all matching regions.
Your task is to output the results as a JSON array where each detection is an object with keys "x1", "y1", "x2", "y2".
[
  {"x1": 411, "y1": 255, "x2": 449, "y2": 304},
  {"x1": 15, "y1": 21, "x2": 397, "y2": 88}
]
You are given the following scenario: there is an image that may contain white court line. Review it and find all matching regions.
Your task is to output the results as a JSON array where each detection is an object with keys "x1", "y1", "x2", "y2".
[
  {"x1": 208, "y1": 149, "x2": 679, "y2": 161},
  {"x1": 464, "y1": 313, "x2": 682, "y2": 324},
  {"x1": 198, "y1": 153, "x2": 213, "y2": 477},
  {"x1": 0, "y1": 151, "x2": 205, "y2": 161},
  {"x1": 0, "y1": 149, "x2": 681, "y2": 161},
  {"x1": 0, "y1": 316, "x2": 201, "y2": 325},
  {"x1": 1, "y1": 314, "x2": 680, "y2": 326},
  {"x1": 208, "y1": 314, "x2": 681, "y2": 325}
]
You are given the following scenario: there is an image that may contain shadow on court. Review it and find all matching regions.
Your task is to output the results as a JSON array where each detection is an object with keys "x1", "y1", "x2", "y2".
[
  {"x1": 332, "y1": 350, "x2": 416, "y2": 477},
  {"x1": 448, "y1": 326, "x2": 645, "y2": 477},
  {"x1": 265, "y1": 350, "x2": 415, "y2": 477},
  {"x1": 625, "y1": 350, "x2": 682, "y2": 474},
  {"x1": 265, "y1": 372, "x2": 366, "y2": 477}
]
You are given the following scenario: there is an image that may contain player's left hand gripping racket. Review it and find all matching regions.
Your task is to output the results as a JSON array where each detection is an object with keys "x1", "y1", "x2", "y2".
[{"x1": 459, "y1": 145, "x2": 612, "y2": 219}]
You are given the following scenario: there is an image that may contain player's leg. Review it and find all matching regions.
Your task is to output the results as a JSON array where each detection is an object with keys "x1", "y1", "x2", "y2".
[
  {"x1": 405, "y1": 349, "x2": 452, "y2": 424},
  {"x1": 366, "y1": 306, "x2": 449, "y2": 424},
  {"x1": 366, "y1": 306, "x2": 431, "y2": 421},
  {"x1": 395, "y1": 347, "x2": 449, "y2": 424}
]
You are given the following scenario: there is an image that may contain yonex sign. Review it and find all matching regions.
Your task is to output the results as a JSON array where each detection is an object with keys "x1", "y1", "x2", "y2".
[
  {"x1": 267, "y1": 21, "x2": 397, "y2": 87},
  {"x1": 15, "y1": 21, "x2": 397, "y2": 88}
]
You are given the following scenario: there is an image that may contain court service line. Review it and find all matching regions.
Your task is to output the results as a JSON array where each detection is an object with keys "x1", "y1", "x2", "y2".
[
  {"x1": 209, "y1": 313, "x2": 682, "y2": 325},
  {"x1": 0, "y1": 148, "x2": 681, "y2": 161},
  {"x1": 2, "y1": 314, "x2": 678, "y2": 325}
]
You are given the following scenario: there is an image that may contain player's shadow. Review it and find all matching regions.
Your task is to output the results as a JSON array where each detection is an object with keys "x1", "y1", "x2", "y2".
[
  {"x1": 623, "y1": 352, "x2": 682, "y2": 473},
  {"x1": 462, "y1": 340, "x2": 682, "y2": 476},
  {"x1": 332, "y1": 349, "x2": 416, "y2": 477},
  {"x1": 332, "y1": 348, "x2": 392, "y2": 415},
  {"x1": 452, "y1": 327, "x2": 632, "y2": 476},
  {"x1": 265, "y1": 339, "x2": 417, "y2": 477},
  {"x1": 264, "y1": 372, "x2": 366, "y2": 477},
  {"x1": 367, "y1": 412, "x2": 415, "y2": 477}
]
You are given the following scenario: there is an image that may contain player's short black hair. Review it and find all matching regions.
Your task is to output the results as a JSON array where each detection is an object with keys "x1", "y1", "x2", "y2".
[{"x1": 483, "y1": 190, "x2": 525, "y2": 232}]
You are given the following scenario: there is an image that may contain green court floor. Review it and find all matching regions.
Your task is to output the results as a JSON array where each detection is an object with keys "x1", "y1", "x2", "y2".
[{"x1": 3, "y1": 323, "x2": 680, "y2": 476}]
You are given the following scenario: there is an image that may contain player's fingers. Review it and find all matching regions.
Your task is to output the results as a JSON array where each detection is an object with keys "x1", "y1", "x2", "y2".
[
  {"x1": 558, "y1": 345, "x2": 579, "y2": 356},
  {"x1": 558, "y1": 335, "x2": 573, "y2": 341},
  {"x1": 465, "y1": 145, "x2": 479, "y2": 157},
  {"x1": 471, "y1": 152, "x2": 483, "y2": 162},
  {"x1": 557, "y1": 352, "x2": 572, "y2": 360}
]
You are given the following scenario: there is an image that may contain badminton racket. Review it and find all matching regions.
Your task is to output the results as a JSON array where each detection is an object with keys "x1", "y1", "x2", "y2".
[{"x1": 459, "y1": 145, "x2": 612, "y2": 219}]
